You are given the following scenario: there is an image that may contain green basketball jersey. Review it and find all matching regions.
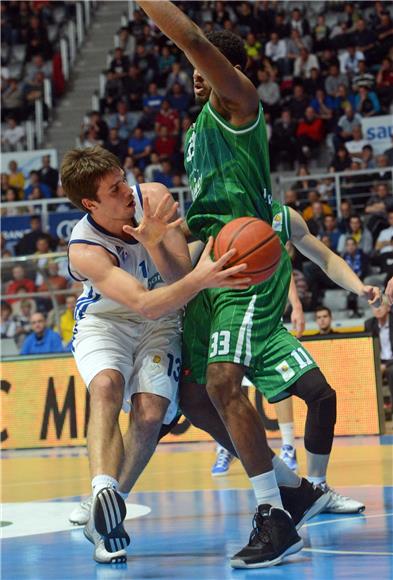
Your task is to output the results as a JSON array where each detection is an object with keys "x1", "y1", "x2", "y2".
[{"x1": 184, "y1": 101, "x2": 273, "y2": 242}]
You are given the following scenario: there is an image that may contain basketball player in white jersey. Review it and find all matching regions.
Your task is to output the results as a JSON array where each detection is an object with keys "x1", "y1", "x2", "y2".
[{"x1": 61, "y1": 146, "x2": 250, "y2": 564}]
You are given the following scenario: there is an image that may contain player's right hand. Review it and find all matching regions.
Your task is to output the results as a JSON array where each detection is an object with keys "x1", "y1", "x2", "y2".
[{"x1": 193, "y1": 237, "x2": 251, "y2": 290}]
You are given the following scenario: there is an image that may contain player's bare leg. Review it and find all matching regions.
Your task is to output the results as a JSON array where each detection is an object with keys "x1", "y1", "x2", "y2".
[
  {"x1": 119, "y1": 393, "x2": 169, "y2": 493},
  {"x1": 275, "y1": 398, "x2": 298, "y2": 471},
  {"x1": 86, "y1": 369, "x2": 130, "y2": 562}
]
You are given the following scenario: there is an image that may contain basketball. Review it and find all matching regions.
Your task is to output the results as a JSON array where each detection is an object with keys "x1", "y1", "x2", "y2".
[{"x1": 213, "y1": 217, "x2": 281, "y2": 285}]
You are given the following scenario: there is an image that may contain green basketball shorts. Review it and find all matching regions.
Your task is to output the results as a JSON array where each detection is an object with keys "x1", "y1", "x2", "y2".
[{"x1": 182, "y1": 289, "x2": 318, "y2": 402}]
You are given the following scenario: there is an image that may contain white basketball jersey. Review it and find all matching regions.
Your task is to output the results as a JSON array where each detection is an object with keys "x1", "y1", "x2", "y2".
[{"x1": 68, "y1": 185, "x2": 178, "y2": 323}]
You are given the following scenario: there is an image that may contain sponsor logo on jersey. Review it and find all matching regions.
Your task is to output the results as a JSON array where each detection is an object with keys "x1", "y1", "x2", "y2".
[
  {"x1": 148, "y1": 272, "x2": 163, "y2": 290},
  {"x1": 153, "y1": 355, "x2": 161, "y2": 364},
  {"x1": 275, "y1": 360, "x2": 295, "y2": 382},
  {"x1": 272, "y1": 212, "x2": 283, "y2": 232}
]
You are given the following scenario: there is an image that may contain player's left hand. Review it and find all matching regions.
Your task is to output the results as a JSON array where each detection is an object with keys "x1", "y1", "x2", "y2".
[
  {"x1": 361, "y1": 285, "x2": 382, "y2": 305},
  {"x1": 291, "y1": 304, "x2": 305, "y2": 338},
  {"x1": 122, "y1": 193, "x2": 183, "y2": 248}
]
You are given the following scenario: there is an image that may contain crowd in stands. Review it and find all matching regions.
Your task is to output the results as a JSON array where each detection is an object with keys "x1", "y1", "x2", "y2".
[
  {"x1": 1, "y1": 1, "x2": 393, "y2": 354},
  {"x1": 1, "y1": 1, "x2": 74, "y2": 151}
]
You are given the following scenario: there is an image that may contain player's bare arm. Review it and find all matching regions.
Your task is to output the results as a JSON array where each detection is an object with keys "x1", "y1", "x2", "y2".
[
  {"x1": 137, "y1": 0, "x2": 259, "y2": 121},
  {"x1": 69, "y1": 239, "x2": 251, "y2": 320},
  {"x1": 289, "y1": 208, "x2": 381, "y2": 304},
  {"x1": 288, "y1": 272, "x2": 305, "y2": 338},
  {"x1": 123, "y1": 183, "x2": 192, "y2": 283}
]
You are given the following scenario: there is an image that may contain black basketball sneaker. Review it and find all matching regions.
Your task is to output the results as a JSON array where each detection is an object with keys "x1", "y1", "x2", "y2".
[
  {"x1": 230, "y1": 504, "x2": 303, "y2": 569},
  {"x1": 280, "y1": 477, "x2": 330, "y2": 529},
  {"x1": 93, "y1": 488, "x2": 130, "y2": 553}
]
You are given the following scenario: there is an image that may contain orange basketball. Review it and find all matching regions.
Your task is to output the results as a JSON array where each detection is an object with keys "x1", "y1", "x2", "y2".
[{"x1": 213, "y1": 217, "x2": 282, "y2": 285}]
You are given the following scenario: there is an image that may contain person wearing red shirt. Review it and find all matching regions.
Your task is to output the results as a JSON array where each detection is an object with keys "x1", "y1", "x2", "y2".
[
  {"x1": 6, "y1": 265, "x2": 36, "y2": 303},
  {"x1": 154, "y1": 126, "x2": 177, "y2": 159},
  {"x1": 296, "y1": 106, "x2": 324, "y2": 163},
  {"x1": 154, "y1": 100, "x2": 180, "y2": 136}
]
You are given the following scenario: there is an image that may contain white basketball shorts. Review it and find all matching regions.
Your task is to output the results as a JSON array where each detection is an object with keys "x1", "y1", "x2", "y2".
[{"x1": 72, "y1": 315, "x2": 181, "y2": 424}]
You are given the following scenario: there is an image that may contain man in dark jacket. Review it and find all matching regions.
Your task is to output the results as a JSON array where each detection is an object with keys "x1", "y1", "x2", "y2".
[{"x1": 365, "y1": 300, "x2": 393, "y2": 404}]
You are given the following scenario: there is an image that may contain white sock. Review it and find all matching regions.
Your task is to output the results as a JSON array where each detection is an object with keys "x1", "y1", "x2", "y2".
[
  {"x1": 216, "y1": 444, "x2": 225, "y2": 454},
  {"x1": 250, "y1": 470, "x2": 283, "y2": 509},
  {"x1": 272, "y1": 455, "x2": 301, "y2": 488},
  {"x1": 307, "y1": 475, "x2": 326, "y2": 486},
  {"x1": 118, "y1": 490, "x2": 129, "y2": 501},
  {"x1": 279, "y1": 422, "x2": 295, "y2": 448},
  {"x1": 92, "y1": 474, "x2": 119, "y2": 497}
]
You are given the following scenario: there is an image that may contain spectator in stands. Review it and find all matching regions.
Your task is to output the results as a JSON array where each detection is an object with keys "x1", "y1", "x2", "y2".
[
  {"x1": 283, "y1": 190, "x2": 302, "y2": 213},
  {"x1": 269, "y1": 109, "x2": 297, "y2": 170},
  {"x1": 334, "y1": 104, "x2": 362, "y2": 149},
  {"x1": 287, "y1": 84, "x2": 309, "y2": 121},
  {"x1": 322, "y1": 214, "x2": 341, "y2": 252},
  {"x1": 329, "y1": 145, "x2": 351, "y2": 172},
  {"x1": 302, "y1": 191, "x2": 333, "y2": 221},
  {"x1": 157, "y1": 46, "x2": 176, "y2": 86},
  {"x1": 37, "y1": 155, "x2": 58, "y2": 195},
  {"x1": 128, "y1": 8, "x2": 147, "y2": 43},
  {"x1": 294, "y1": 47, "x2": 319, "y2": 80},
  {"x1": 108, "y1": 100, "x2": 137, "y2": 141},
  {"x1": 337, "y1": 215, "x2": 373, "y2": 256},
  {"x1": 7, "y1": 160, "x2": 24, "y2": 199},
  {"x1": 310, "y1": 88, "x2": 334, "y2": 126},
  {"x1": 38, "y1": 261, "x2": 68, "y2": 305},
  {"x1": 296, "y1": 106, "x2": 324, "y2": 163},
  {"x1": 289, "y1": 6, "x2": 310, "y2": 37},
  {"x1": 154, "y1": 126, "x2": 177, "y2": 160},
  {"x1": 104, "y1": 128, "x2": 127, "y2": 164},
  {"x1": 312, "y1": 15, "x2": 330, "y2": 52},
  {"x1": 110, "y1": 47, "x2": 130, "y2": 80},
  {"x1": 133, "y1": 43, "x2": 157, "y2": 84},
  {"x1": 152, "y1": 158, "x2": 175, "y2": 188},
  {"x1": 272, "y1": 11, "x2": 290, "y2": 39},
  {"x1": 58, "y1": 294, "x2": 76, "y2": 346},
  {"x1": 1, "y1": 117, "x2": 25, "y2": 151},
  {"x1": 305, "y1": 200, "x2": 327, "y2": 237},
  {"x1": 350, "y1": 19, "x2": 377, "y2": 65},
  {"x1": 143, "y1": 82, "x2": 165, "y2": 112},
  {"x1": 376, "y1": 57, "x2": 393, "y2": 111},
  {"x1": 287, "y1": 29, "x2": 309, "y2": 70},
  {"x1": 343, "y1": 237, "x2": 369, "y2": 316},
  {"x1": 360, "y1": 145, "x2": 376, "y2": 169},
  {"x1": 143, "y1": 152, "x2": 161, "y2": 183},
  {"x1": 256, "y1": 70, "x2": 280, "y2": 118},
  {"x1": 339, "y1": 45, "x2": 365, "y2": 77},
  {"x1": 1, "y1": 301, "x2": 17, "y2": 339},
  {"x1": 314, "y1": 306, "x2": 337, "y2": 335},
  {"x1": 2, "y1": 187, "x2": 20, "y2": 215},
  {"x1": 336, "y1": 199, "x2": 352, "y2": 234},
  {"x1": 20, "y1": 312, "x2": 64, "y2": 355},
  {"x1": 167, "y1": 82, "x2": 191, "y2": 114},
  {"x1": 354, "y1": 85, "x2": 381, "y2": 117},
  {"x1": 352, "y1": 59, "x2": 375, "y2": 91},
  {"x1": 1, "y1": 78, "x2": 24, "y2": 122},
  {"x1": 265, "y1": 32, "x2": 288, "y2": 76},
  {"x1": 34, "y1": 235, "x2": 52, "y2": 287},
  {"x1": 127, "y1": 127, "x2": 153, "y2": 170},
  {"x1": 166, "y1": 61, "x2": 192, "y2": 94},
  {"x1": 123, "y1": 65, "x2": 144, "y2": 111},
  {"x1": 155, "y1": 99, "x2": 179, "y2": 136},
  {"x1": 1, "y1": 173, "x2": 17, "y2": 201},
  {"x1": 100, "y1": 70, "x2": 123, "y2": 114},
  {"x1": 25, "y1": 53, "x2": 52, "y2": 82},
  {"x1": 24, "y1": 170, "x2": 51, "y2": 200},
  {"x1": 365, "y1": 183, "x2": 393, "y2": 242},
  {"x1": 365, "y1": 301, "x2": 393, "y2": 405},
  {"x1": 376, "y1": 11, "x2": 393, "y2": 58},
  {"x1": 25, "y1": 14, "x2": 52, "y2": 61},
  {"x1": 23, "y1": 71, "x2": 46, "y2": 117},
  {"x1": 345, "y1": 126, "x2": 368, "y2": 158},
  {"x1": 5, "y1": 265, "x2": 36, "y2": 303},
  {"x1": 325, "y1": 63, "x2": 349, "y2": 98},
  {"x1": 13, "y1": 298, "x2": 35, "y2": 348}
]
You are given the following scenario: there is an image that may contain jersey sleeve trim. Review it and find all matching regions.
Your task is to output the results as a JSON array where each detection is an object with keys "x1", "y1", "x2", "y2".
[
  {"x1": 68, "y1": 239, "x2": 120, "y2": 266},
  {"x1": 135, "y1": 183, "x2": 143, "y2": 206},
  {"x1": 206, "y1": 102, "x2": 262, "y2": 135},
  {"x1": 283, "y1": 205, "x2": 291, "y2": 242}
]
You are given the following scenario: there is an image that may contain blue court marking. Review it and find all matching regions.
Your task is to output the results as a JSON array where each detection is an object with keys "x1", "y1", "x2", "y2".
[{"x1": 2, "y1": 486, "x2": 392, "y2": 580}]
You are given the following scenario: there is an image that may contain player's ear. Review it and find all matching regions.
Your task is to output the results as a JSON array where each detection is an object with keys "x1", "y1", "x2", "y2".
[{"x1": 81, "y1": 197, "x2": 97, "y2": 212}]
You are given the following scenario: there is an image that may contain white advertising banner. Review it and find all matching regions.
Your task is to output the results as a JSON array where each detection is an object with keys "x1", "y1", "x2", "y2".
[
  {"x1": 1, "y1": 148, "x2": 58, "y2": 177},
  {"x1": 361, "y1": 114, "x2": 393, "y2": 155}
]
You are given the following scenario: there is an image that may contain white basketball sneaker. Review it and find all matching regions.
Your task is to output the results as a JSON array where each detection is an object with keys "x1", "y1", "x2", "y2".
[
  {"x1": 318, "y1": 483, "x2": 365, "y2": 513},
  {"x1": 69, "y1": 496, "x2": 92, "y2": 525},
  {"x1": 84, "y1": 515, "x2": 127, "y2": 564}
]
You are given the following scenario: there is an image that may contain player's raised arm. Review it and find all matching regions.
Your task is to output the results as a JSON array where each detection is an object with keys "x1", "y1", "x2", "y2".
[
  {"x1": 289, "y1": 208, "x2": 381, "y2": 304},
  {"x1": 69, "y1": 240, "x2": 250, "y2": 321},
  {"x1": 137, "y1": 0, "x2": 259, "y2": 117}
]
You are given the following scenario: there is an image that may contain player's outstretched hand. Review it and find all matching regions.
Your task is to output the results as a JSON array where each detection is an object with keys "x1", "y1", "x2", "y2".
[
  {"x1": 361, "y1": 285, "x2": 382, "y2": 305},
  {"x1": 193, "y1": 237, "x2": 251, "y2": 290},
  {"x1": 291, "y1": 305, "x2": 305, "y2": 338},
  {"x1": 122, "y1": 193, "x2": 183, "y2": 248},
  {"x1": 385, "y1": 277, "x2": 393, "y2": 305}
]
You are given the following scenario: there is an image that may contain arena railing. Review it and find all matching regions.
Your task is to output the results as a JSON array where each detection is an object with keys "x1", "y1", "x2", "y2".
[{"x1": 277, "y1": 166, "x2": 393, "y2": 216}]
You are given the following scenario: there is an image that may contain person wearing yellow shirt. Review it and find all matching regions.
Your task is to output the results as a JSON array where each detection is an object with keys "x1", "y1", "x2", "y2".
[
  {"x1": 59, "y1": 295, "x2": 76, "y2": 345},
  {"x1": 8, "y1": 160, "x2": 25, "y2": 199}
]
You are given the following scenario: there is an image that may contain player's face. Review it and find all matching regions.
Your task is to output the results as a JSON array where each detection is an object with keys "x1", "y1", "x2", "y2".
[
  {"x1": 93, "y1": 169, "x2": 136, "y2": 220},
  {"x1": 193, "y1": 69, "x2": 212, "y2": 104},
  {"x1": 316, "y1": 311, "x2": 331, "y2": 331}
]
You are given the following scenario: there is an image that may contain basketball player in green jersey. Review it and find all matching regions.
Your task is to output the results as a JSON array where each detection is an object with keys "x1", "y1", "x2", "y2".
[{"x1": 138, "y1": 1, "x2": 311, "y2": 569}]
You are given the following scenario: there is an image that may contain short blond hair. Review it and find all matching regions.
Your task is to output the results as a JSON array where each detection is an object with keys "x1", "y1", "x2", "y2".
[{"x1": 60, "y1": 146, "x2": 122, "y2": 211}]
